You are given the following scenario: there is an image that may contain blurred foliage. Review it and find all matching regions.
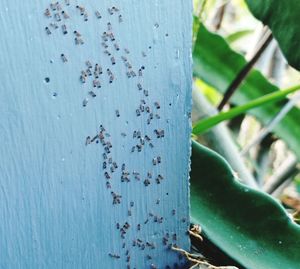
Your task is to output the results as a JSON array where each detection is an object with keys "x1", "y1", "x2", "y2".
[
  {"x1": 245, "y1": 0, "x2": 300, "y2": 70},
  {"x1": 190, "y1": 0, "x2": 300, "y2": 267}
]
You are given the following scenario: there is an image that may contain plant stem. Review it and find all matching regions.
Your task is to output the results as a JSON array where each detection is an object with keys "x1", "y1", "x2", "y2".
[
  {"x1": 241, "y1": 92, "x2": 300, "y2": 156},
  {"x1": 264, "y1": 155, "x2": 298, "y2": 194},
  {"x1": 192, "y1": 88, "x2": 258, "y2": 188},
  {"x1": 217, "y1": 30, "x2": 273, "y2": 111}
]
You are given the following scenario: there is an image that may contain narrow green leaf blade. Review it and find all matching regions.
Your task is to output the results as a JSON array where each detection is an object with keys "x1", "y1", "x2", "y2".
[
  {"x1": 191, "y1": 140, "x2": 300, "y2": 269},
  {"x1": 193, "y1": 85, "x2": 300, "y2": 135},
  {"x1": 226, "y1": 29, "x2": 253, "y2": 44},
  {"x1": 245, "y1": 0, "x2": 300, "y2": 70}
]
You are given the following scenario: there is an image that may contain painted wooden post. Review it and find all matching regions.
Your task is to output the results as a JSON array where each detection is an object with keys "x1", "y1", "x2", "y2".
[{"x1": 0, "y1": 1, "x2": 192, "y2": 268}]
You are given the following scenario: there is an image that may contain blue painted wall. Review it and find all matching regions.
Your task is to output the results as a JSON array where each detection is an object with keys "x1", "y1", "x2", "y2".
[{"x1": 0, "y1": 1, "x2": 192, "y2": 268}]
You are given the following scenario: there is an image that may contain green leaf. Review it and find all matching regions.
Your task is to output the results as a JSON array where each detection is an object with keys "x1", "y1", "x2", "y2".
[
  {"x1": 226, "y1": 29, "x2": 254, "y2": 44},
  {"x1": 191, "y1": 140, "x2": 300, "y2": 269},
  {"x1": 193, "y1": 23, "x2": 300, "y2": 160},
  {"x1": 193, "y1": 85, "x2": 300, "y2": 135},
  {"x1": 245, "y1": 0, "x2": 300, "y2": 70}
]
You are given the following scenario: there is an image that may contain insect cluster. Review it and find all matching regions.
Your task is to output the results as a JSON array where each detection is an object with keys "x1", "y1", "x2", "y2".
[{"x1": 43, "y1": 1, "x2": 189, "y2": 268}]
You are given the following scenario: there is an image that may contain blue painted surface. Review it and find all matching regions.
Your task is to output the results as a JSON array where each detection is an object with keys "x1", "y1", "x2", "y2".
[{"x1": 0, "y1": 1, "x2": 192, "y2": 268}]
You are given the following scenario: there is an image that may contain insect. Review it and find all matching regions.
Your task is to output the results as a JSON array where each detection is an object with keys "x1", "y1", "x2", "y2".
[
  {"x1": 102, "y1": 162, "x2": 107, "y2": 169},
  {"x1": 93, "y1": 80, "x2": 101, "y2": 88},
  {"x1": 109, "y1": 75, "x2": 115, "y2": 83},
  {"x1": 45, "y1": 27, "x2": 51, "y2": 35},
  {"x1": 111, "y1": 192, "x2": 122, "y2": 205},
  {"x1": 61, "y1": 24, "x2": 67, "y2": 35},
  {"x1": 111, "y1": 57, "x2": 116, "y2": 65},
  {"x1": 80, "y1": 75, "x2": 86, "y2": 83},
  {"x1": 121, "y1": 56, "x2": 128, "y2": 62},
  {"x1": 74, "y1": 30, "x2": 82, "y2": 37},
  {"x1": 60, "y1": 53, "x2": 68, "y2": 62},
  {"x1": 101, "y1": 42, "x2": 108, "y2": 49},
  {"x1": 75, "y1": 37, "x2": 84, "y2": 45},
  {"x1": 50, "y1": 2, "x2": 58, "y2": 11},
  {"x1": 85, "y1": 60, "x2": 92, "y2": 68},
  {"x1": 83, "y1": 13, "x2": 88, "y2": 21},
  {"x1": 44, "y1": 8, "x2": 51, "y2": 18},
  {"x1": 130, "y1": 70, "x2": 137, "y2": 77},
  {"x1": 88, "y1": 91, "x2": 96, "y2": 98},
  {"x1": 107, "y1": 68, "x2": 113, "y2": 76},
  {"x1": 95, "y1": 11, "x2": 102, "y2": 19},
  {"x1": 76, "y1": 5, "x2": 85, "y2": 16},
  {"x1": 50, "y1": 23, "x2": 59, "y2": 29},
  {"x1": 107, "y1": 7, "x2": 114, "y2": 15},
  {"x1": 114, "y1": 43, "x2": 120, "y2": 51},
  {"x1": 109, "y1": 32, "x2": 115, "y2": 41},
  {"x1": 118, "y1": 14, "x2": 123, "y2": 23},
  {"x1": 61, "y1": 10, "x2": 70, "y2": 19},
  {"x1": 96, "y1": 64, "x2": 103, "y2": 74},
  {"x1": 54, "y1": 13, "x2": 61, "y2": 22},
  {"x1": 101, "y1": 33, "x2": 108, "y2": 42},
  {"x1": 144, "y1": 179, "x2": 150, "y2": 186},
  {"x1": 104, "y1": 172, "x2": 110, "y2": 179},
  {"x1": 82, "y1": 98, "x2": 88, "y2": 107},
  {"x1": 173, "y1": 233, "x2": 177, "y2": 241},
  {"x1": 85, "y1": 136, "x2": 91, "y2": 145},
  {"x1": 115, "y1": 110, "x2": 120, "y2": 117},
  {"x1": 112, "y1": 6, "x2": 120, "y2": 12},
  {"x1": 109, "y1": 253, "x2": 120, "y2": 259}
]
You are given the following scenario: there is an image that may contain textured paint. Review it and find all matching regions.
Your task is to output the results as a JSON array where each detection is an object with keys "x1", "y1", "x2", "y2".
[{"x1": 0, "y1": 1, "x2": 192, "y2": 268}]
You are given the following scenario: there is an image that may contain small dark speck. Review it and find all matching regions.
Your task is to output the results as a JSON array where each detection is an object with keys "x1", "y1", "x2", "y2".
[{"x1": 44, "y1": 77, "x2": 50, "y2": 83}]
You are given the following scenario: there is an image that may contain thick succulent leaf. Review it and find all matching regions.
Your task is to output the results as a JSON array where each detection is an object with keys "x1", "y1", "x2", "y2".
[
  {"x1": 193, "y1": 24, "x2": 300, "y2": 160},
  {"x1": 190, "y1": 140, "x2": 300, "y2": 269},
  {"x1": 245, "y1": 0, "x2": 300, "y2": 70}
]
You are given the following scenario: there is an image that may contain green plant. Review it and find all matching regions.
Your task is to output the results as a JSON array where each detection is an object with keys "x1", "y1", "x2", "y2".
[{"x1": 190, "y1": 1, "x2": 300, "y2": 267}]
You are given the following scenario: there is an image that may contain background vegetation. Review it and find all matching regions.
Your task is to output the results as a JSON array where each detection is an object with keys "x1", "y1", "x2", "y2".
[{"x1": 189, "y1": 1, "x2": 300, "y2": 268}]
